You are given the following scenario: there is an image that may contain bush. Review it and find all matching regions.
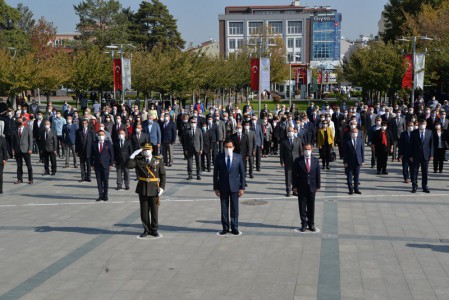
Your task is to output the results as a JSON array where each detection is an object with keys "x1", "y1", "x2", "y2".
[{"x1": 271, "y1": 92, "x2": 282, "y2": 103}]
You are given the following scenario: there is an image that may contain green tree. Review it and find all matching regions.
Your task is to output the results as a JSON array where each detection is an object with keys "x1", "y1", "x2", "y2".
[
  {"x1": 131, "y1": 0, "x2": 185, "y2": 51},
  {"x1": 0, "y1": 0, "x2": 30, "y2": 52},
  {"x1": 16, "y1": 3, "x2": 35, "y2": 33}
]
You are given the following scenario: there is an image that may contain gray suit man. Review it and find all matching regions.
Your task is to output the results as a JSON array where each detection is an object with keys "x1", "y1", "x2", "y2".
[
  {"x1": 389, "y1": 114, "x2": 406, "y2": 161},
  {"x1": 11, "y1": 119, "x2": 33, "y2": 184},
  {"x1": 280, "y1": 127, "x2": 303, "y2": 196}
]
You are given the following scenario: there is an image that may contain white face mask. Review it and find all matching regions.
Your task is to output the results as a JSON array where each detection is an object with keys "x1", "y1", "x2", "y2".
[
  {"x1": 436, "y1": 125, "x2": 441, "y2": 130},
  {"x1": 419, "y1": 125, "x2": 426, "y2": 131},
  {"x1": 224, "y1": 148, "x2": 233, "y2": 156},
  {"x1": 407, "y1": 127, "x2": 414, "y2": 132},
  {"x1": 237, "y1": 128, "x2": 242, "y2": 134},
  {"x1": 376, "y1": 122, "x2": 381, "y2": 127},
  {"x1": 98, "y1": 135, "x2": 105, "y2": 141},
  {"x1": 143, "y1": 150, "x2": 152, "y2": 158},
  {"x1": 287, "y1": 132, "x2": 295, "y2": 138},
  {"x1": 381, "y1": 126, "x2": 387, "y2": 131},
  {"x1": 304, "y1": 150, "x2": 312, "y2": 157},
  {"x1": 351, "y1": 133, "x2": 358, "y2": 139},
  {"x1": 350, "y1": 124, "x2": 356, "y2": 129},
  {"x1": 414, "y1": 126, "x2": 419, "y2": 130},
  {"x1": 67, "y1": 119, "x2": 72, "y2": 124},
  {"x1": 119, "y1": 134, "x2": 125, "y2": 140},
  {"x1": 191, "y1": 123, "x2": 197, "y2": 129},
  {"x1": 135, "y1": 128, "x2": 141, "y2": 134},
  {"x1": 244, "y1": 126, "x2": 250, "y2": 131},
  {"x1": 45, "y1": 124, "x2": 50, "y2": 130},
  {"x1": 164, "y1": 117, "x2": 169, "y2": 122},
  {"x1": 99, "y1": 127, "x2": 104, "y2": 131}
]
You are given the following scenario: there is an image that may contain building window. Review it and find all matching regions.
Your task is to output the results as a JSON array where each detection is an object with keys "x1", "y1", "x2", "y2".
[
  {"x1": 248, "y1": 21, "x2": 263, "y2": 35},
  {"x1": 229, "y1": 39, "x2": 236, "y2": 50},
  {"x1": 288, "y1": 21, "x2": 302, "y2": 35},
  {"x1": 237, "y1": 39, "x2": 243, "y2": 49},
  {"x1": 267, "y1": 21, "x2": 283, "y2": 34},
  {"x1": 287, "y1": 38, "x2": 294, "y2": 49},
  {"x1": 229, "y1": 22, "x2": 243, "y2": 35},
  {"x1": 295, "y1": 38, "x2": 302, "y2": 48}
]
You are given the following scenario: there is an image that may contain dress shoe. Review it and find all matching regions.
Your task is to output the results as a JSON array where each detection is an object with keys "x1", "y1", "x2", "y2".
[
  {"x1": 249, "y1": 175, "x2": 254, "y2": 179},
  {"x1": 299, "y1": 226, "x2": 306, "y2": 232},
  {"x1": 434, "y1": 170, "x2": 437, "y2": 173},
  {"x1": 63, "y1": 165, "x2": 69, "y2": 168},
  {"x1": 348, "y1": 190, "x2": 354, "y2": 195},
  {"x1": 354, "y1": 190, "x2": 362, "y2": 194},
  {"x1": 125, "y1": 186, "x2": 130, "y2": 190},
  {"x1": 411, "y1": 187, "x2": 417, "y2": 193},
  {"x1": 308, "y1": 226, "x2": 317, "y2": 232},
  {"x1": 51, "y1": 173, "x2": 56, "y2": 176},
  {"x1": 187, "y1": 175, "x2": 193, "y2": 180},
  {"x1": 115, "y1": 186, "x2": 121, "y2": 191},
  {"x1": 197, "y1": 175, "x2": 201, "y2": 180},
  {"x1": 74, "y1": 164, "x2": 78, "y2": 168},
  {"x1": 139, "y1": 231, "x2": 149, "y2": 238},
  {"x1": 256, "y1": 169, "x2": 261, "y2": 172},
  {"x1": 168, "y1": 164, "x2": 173, "y2": 167},
  {"x1": 85, "y1": 179, "x2": 91, "y2": 182},
  {"x1": 28, "y1": 180, "x2": 33, "y2": 185},
  {"x1": 103, "y1": 195, "x2": 109, "y2": 201},
  {"x1": 382, "y1": 171, "x2": 389, "y2": 175},
  {"x1": 231, "y1": 229, "x2": 240, "y2": 235},
  {"x1": 42, "y1": 172, "x2": 50, "y2": 176},
  {"x1": 207, "y1": 169, "x2": 211, "y2": 172},
  {"x1": 286, "y1": 191, "x2": 291, "y2": 197},
  {"x1": 326, "y1": 166, "x2": 330, "y2": 170},
  {"x1": 245, "y1": 183, "x2": 248, "y2": 187},
  {"x1": 376, "y1": 171, "x2": 381, "y2": 175},
  {"x1": 371, "y1": 165, "x2": 374, "y2": 168},
  {"x1": 150, "y1": 231, "x2": 160, "y2": 237},
  {"x1": 79, "y1": 179, "x2": 85, "y2": 182},
  {"x1": 423, "y1": 188, "x2": 430, "y2": 193},
  {"x1": 217, "y1": 230, "x2": 227, "y2": 236},
  {"x1": 96, "y1": 196, "x2": 103, "y2": 201},
  {"x1": 404, "y1": 179, "x2": 409, "y2": 183}
]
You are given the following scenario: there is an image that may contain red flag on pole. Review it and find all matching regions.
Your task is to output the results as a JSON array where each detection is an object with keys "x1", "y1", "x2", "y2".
[
  {"x1": 113, "y1": 58, "x2": 122, "y2": 91},
  {"x1": 402, "y1": 54, "x2": 413, "y2": 90},
  {"x1": 250, "y1": 58, "x2": 260, "y2": 92}
]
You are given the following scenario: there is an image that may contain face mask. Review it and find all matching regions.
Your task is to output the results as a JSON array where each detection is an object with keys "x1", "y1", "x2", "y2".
[
  {"x1": 419, "y1": 125, "x2": 426, "y2": 131},
  {"x1": 135, "y1": 128, "x2": 141, "y2": 134},
  {"x1": 98, "y1": 135, "x2": 105, "y2": 141},
  {"x1": 45, "y1": 125, "x2": 50, "y2": 130},
  {"x1": 351, "y1": 133, "x2": 358, "y2": 139},
  {"x1": 224, "y1": 148, "x2": 233, "y2": 156},
  {"x1": 182, "y1": 120, "x2": 188, "y2": 123},
  {"x1": 414, "y1": 126, "x2": 419, "y2": 130},
  {"x1": 191, "y1": 123, "x2": 197, "y2": 129},
  {"x1": 442, "y1": 115, "x2": 446, "y2": 119},
  {"x1": 164, "y1": 117, "x2": 169, "y2": 122},
  {"x1": 350, "y1": 124, "x2": 356, "y2": 129},
  {"x1": 215, "y1": 117, "x2": 220, "y2": 121},
  {"x1": 381, "y1": 126, "x2": 387, "y2": 131},
  {"x1": 252, "y1": 120, "x2": 257, "y2": 124},
  {"x1": 148, "y1": 120, "x2": 153, "y2": 124},
  {"x1": 119, "y1": 134, "x2": 125, "y2": 140},
  {"x1": 397, "y1": 114, "x2": 401, "y2": 118},
  {"x1": 99, "y1": 127, "x2": 105, "y2": 131},
  {"x1": 37, "y1": 115, "x2": 43, "y2": 120},
  {"x1": 202, "y1": 127, "x2": 207, "y2": 132},
  {"x1": 436, "y1": 125, "x2": 441, "y2": 130},
  {"x1": 143, "y1": 150, "x2": 152, "y2": 158},
  {"x1": 304, "y1": 150, "x2": 312, "y2": 157},
  {"x1": 244, "y1": 126, "x2": 250, "y2": 131},
  {"x1": 407, "y1": 126, "x2": 414, "y2": 132},
  {"x1": 287, "y1": 132, "x2": 294, "y2": 138},
  {"x1": 57, "y1": 115, "x2": 61, "y2": 118},
  {"x1": 193, "y1": 114, "x2": 198, "y2": 117},
  {"x1": 344, "y1": 113, "x2": 348, "y2": 117},
  {"x1": 67, "y1": 119, "x2": 72, "y2": 124},
  {"x1": 237, "y1": 128, "x2": 242, "y2": 134},
  {"x1": 376, "y1": 122, "x2": 381, "y2": 126}
]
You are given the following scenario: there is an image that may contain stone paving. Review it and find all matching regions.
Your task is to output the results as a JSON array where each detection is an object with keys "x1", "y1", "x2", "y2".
[{"x1": 0, "y1": 143, "x2": 448, "y2": 300}]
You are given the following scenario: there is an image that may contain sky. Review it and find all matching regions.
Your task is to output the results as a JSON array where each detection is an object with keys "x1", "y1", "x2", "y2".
[{"x1": 6, "y1": 0, "x2": 389, "y2": 46}]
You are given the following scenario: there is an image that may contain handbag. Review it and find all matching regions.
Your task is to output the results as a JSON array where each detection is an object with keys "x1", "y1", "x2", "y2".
[{"x1": 330, "y1": 151, "x2": 336, "y2": 162}]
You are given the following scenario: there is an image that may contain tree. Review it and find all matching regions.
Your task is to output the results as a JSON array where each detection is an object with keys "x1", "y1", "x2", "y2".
[
  {"x1": 16, "y1": 3, "x2": 35, "y2": 33},
  {"x1": 381, "y1": 0, "x2": 443, "y2": 43},
  {"x1": 30, "y1": 17, "x2": 57, "y2": 59},
  {"x1": 74, "y1": 0, "x2": 130, "y2": 49},
  {"x1": 131, "y1": 0, "x2": 185, "y2": 51},
  {"x1": 0, "y1": 0, "x2": 30, "y2": 52}
]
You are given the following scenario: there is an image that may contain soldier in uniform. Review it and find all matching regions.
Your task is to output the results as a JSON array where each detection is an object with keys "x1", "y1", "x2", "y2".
[{"x1": 126, "y1": 143, "x2": 166, "y2": 239}]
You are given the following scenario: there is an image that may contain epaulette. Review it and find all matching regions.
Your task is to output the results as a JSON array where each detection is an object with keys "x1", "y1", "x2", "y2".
[{"x1": 155, "y1": 156, "x2": 161, "y2": 159}]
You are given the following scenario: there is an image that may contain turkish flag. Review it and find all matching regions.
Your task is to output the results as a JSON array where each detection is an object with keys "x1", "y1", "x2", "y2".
[
  {"x1": 113, "y1": 58, "x2": 122, "y2": 91},
  {"x1": 402, "y1": 54, "x2": 413, "y2": 90},
  {"x1": 250, "y1": 58, "x2": 259, "y2": 92}
]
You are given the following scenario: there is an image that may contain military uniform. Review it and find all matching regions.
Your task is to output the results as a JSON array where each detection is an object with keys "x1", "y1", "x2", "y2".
[{"x1": 126, "y1": 145, "x2": 166, "y2": 237}]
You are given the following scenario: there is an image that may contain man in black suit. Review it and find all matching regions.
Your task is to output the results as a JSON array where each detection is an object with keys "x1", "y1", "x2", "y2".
[
  {"x1": 131, "y1": 124, "x2": 149, "y2": 152},
  {"x1": 241, "y1": 121, "x2": 256, "y2": 179},
  {"x1": 292, "y1": 143, "x2": 320, "y2": 232},
  {"x1": 2, "y1": 109, "x2": 16, "y2": 158},
  {"x1": 160, "y1": 114, "x2": 177, "y2": 167},
  {"x1": 231, "y1": 124, "x2": 243, "y2": 155},
  {"x1": 76, "y1": 119, "x2": 94, "y2": 182},
  {"x1": 91, "y1": 130, "x2": 114, "y2": 201},
  {"x1": 398, "y1": 122, "x2": 415, "y2": 183},
  {"x1": 280, "y1": 127, "x2": 303, "y2": 197},
  {"x1": 114, "y1": 130, "x2": 132, "y2": 190},
  {"x1": 0, "y1": 135, "x2": 8, "y2": 194},
  {"x1": 201, "y1": 122, "x2": 213, "y2": 172},
  {"x1": 184, "y1": 118, "x2": 203, "y2": 180},
  {"x1": 40, "y1": 120, "x2": 58, "y2": 176},
  {"x1": 214, "y1": 138, "x2": 245, "y2": 236},
  {"x1": 343, "y1": 128, "x2": 364, "y2": 195},
  {"x1": 11, "y1": 118, "x2": 33, "y2": 184},
  {"x1": 33, "y1": 112, "x2": 46, "y2": 162},
  {"x1": 372, "y1": 121, "x2": 393, "y2": 174},
  {"x1": 111, "y1": 116, "x2": 125, "y2": 142},
  {"x1": 410, "y1": 119, "x2": 434, "y2": 193}
]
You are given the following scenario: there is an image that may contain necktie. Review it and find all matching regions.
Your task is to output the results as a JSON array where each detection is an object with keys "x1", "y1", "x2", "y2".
[
  {"x1": 19, "y1": 128, "x2": 22, "y2": 139},
  {"x1": 120, "y1": 140, "x2": 123, "y2": 148},
  {"x1": 421, "y1": 132, "x2": 424, "y2": 143},
  {"x1": 137, "y1": 134, "x2": 140, "y2": 141},
  {"x1": 99, "y1": 141, "x2": 103, "y2": 153},
  {"x1": 45, "y1": 131, "x2": 48, "y2": 141},
  {"x1": 226, "y1": 156, "x2": 231, "y2": 171},
  {"x1": 238, "y1": 134, "x2": 241, "y2": 143},
  {"x1": 353, "y1": 139, "x2": 356, "y2": 148},
  {"x1": 306, "y1": 158, "x2": 310, "y2": 173},
  {"x1": 290, "y1": 139, "x2": 293, "y2": 147},
  {"x1": 147, "y1": 159, "x2": 151, "y2": 164}
]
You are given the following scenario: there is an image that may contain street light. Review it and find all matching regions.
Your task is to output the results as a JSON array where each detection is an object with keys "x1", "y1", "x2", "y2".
[
  {"x1": 105, "y1": 44, "x2": 136, "y2": 104},
  {"x1": 248, "y1": 38, "x2": 276, "y2": 115},
  {"x1": 397, "y1": 36, "x2": 433, "y2": 103},
  {"x1": 287, "y1": 54, "x2": 301, "y2": 108}
]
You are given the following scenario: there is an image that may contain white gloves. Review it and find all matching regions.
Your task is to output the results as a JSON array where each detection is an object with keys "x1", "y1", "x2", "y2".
[
  {"x1": 158, "y1": 188, "x2": 164, "y2": 197},
  {"x1": 130, "y1": 149, "x2": 143, "y2": 159}
]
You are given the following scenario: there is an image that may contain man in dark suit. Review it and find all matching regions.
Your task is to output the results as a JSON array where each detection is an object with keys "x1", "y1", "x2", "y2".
[
  {"x1": 91, "y1": 130, "x2": 114, "y2": 201},
  {"x1": 75, "y1": 119, "x2": 94, "y2": 182},
  {"x1": 241, "y1": 121, "x2": 256, "y2": 179},
  {"x1": 398, "y1": 122, "x2": 414, "y2": 183},
  {"x1": 184, "y1": 118, "x2": 203, "y2": 180},
  {"x1": 280, "y1": 127, "x2": 303, "y2": 197},
  {"x1": 160, "y1": 114, "x2": 177, "y2": 167},
  {"x1": 214, "y1": 138, "x2": 245, "y2": 236},
  {"x1": 372, "y1": 121, "x2": 393, "y2": 174},
  {"x1": 126, "y1": 143, "x2": 166, "y2": 238},
  {"x1": 231, "y1": 125, "x2": 243, "y2": 155},
  {"x1": 62, "y1": 116, "x2": 78, "y2": 168},
  {"x1": 343, "y1": 128, "x2": 364, "y2": 195},
  {"x1": 292, "y1": 143, "x2": 320, "y2": 232},
  {"x1": 11, "y1": 118, "x2": 33, "y2": 184},
  {"x1": 2, "y1": 110, "x2": 16, "y2": 158},
  {"x1": 0, "y1": 135, "x2": 8, "y2": 194},
  {"x1": 251, "y1": 116, "x2": 264, "y2": 172},
  {"x1": 33, "y1": 112, "x2": 46, "y2": 162},
  {"x1": 114, "y1": 130, "x2": 132, "y2": 190},
  {"x1": 410, "y1": 119, "x2": 434, "y2": 193},
  {"x1": 111, "y1": 116, "x2": 126, "y2": 142},
  {"x1": 40, "y1": 120, "x2": 58, "y2": 176},
  {"x1": 426, "y1": 110, "x2": 439, "y2": 131},
  {"x1": 201, "y1": 122, "x2": 213, "y2": 172},
  {"x1": 389, "y1": 112, "x2": 406, "y2": 161},
  {"x1": 131, "y1": 124, "x2": 149, "y2": 152}
]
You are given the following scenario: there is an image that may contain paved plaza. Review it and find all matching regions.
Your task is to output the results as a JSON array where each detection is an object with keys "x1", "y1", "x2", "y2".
[{"x1": 0, "y1": 144, "x2": 449, "y2": 300}]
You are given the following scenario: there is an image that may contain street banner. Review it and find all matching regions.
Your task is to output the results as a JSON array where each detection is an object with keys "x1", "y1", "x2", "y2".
[
  {"x1": 122, "y1": 58, "x2": 132, "y2": 91},
  {"x1": 307, "y1": 69, "x2": 312, "y2": 85},
  {"x1": 402, "y1": 54, "x2": 413, "y2": 90},
  {"x1": 260, "y1": 57, "x2": 270, "y2": 93},
  {"x1": 113, "y1": 58, "x2": 122, "y2": 91},
  {"x1": 250, "y1": 58, "x2": 259, "y2": 91},
  {"x1": 317, "y1": 70, "x2": 322, "y2": 84},
  {"x1": 414, "y1": 53, "x2": 426, "y2": 90}
]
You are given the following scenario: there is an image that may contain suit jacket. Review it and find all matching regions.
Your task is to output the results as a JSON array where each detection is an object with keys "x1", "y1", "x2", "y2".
[
  {"x1": 292, "y1": 156, "x2": 321, "y2": 193},
  {"x1": 160, "y1": 121, "x2": 177, "y2": 144},
  {"x1": 91, "y1": 140, "x2": 114, "y2": 168},
  {"x1": 142, "y1": 121, "x2": 161, "y2": 145},
  {"x1": 426, "y1": 117, "x2": 440, "y2": 131},
  {"x1": 231, "y1": 133, "x2": 243, "y2": 154},
  {"x1": 388, "y1": 117, "x2": 406, "y2": 140},
  {"x1": 111, "y1": 123, "x2": 126, "y2": 142},
  {"x1": 202, "y1": 130, "x2": 213, "y2": 153},
  {"x1": 215, "y1": 120, "x2": 226, "y2": 141},
  {"x1": 33, "y1": 119, "x2": 46, "y2": 140},
  {"x1": 62, "y1": 123, "x2": 78, "y2": 145},
  {"x1": 113, "y1": 139, "x2": 132, "y2": 166},
  {"x1": 131, "y1": 133, "x2": 149, "y2": 152},
  {"x1": 410, "y1": 129, "x2": 434, "y2": 162},
  {"x1": 75, "y1": 128, "x2": 94, "y2": 158},
  {"x1": 343, "y1": 137, "x2": 364, "y2": 168},
  {"x1": 0, "y1": 136, "x2": 8, "y2": 162},
  {"x1": 398, "y1": 131, "x2": 413, "y2": 160},
  {"x1": 126, "y1": 155, "x2": 166, "y2": 196},
  {"x1": 39, "y1": 130, "x2": 58, "y2": 152},
  {"x1": 213, "y1": 152, "x2": 245, "y2": 193},
  {"x1": 11, "y1": 126, "x2": 33, "y2": 153},
  {"x1": 251, "y1": 124, "x2": 264, "y2": 146},
  {"x1": 373, "y1": 129, "x2": 393, "y2": 153},
  {"x1": 240, "y1": 130, "x2": 256, "y2": 159},
  {"x1": 184, "y1": 127, "x2": 203, "y2": 154},
  {"x1": 317, "y1": 128, "x2": 334, "y2": 147},
  {"x1": 433, "y1": 130, "x2": 448, "y2": 151},
  {"x1": 280, "y1": 137, "x2": 302, "y2": 169}
]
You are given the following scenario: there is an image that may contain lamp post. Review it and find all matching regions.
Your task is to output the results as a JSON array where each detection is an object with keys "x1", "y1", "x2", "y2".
[
  {"x1": 288, "y1": 54, "x2": 301, "y2": 108},
  {"x1": 106, "y1": 44, "x2": 136, "y2": 105},
  {"x1": 397, "y1": 36, "x2": 433, "y2": 103}
]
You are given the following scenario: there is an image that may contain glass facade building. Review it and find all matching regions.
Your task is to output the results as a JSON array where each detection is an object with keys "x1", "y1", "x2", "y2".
[{"x1": 311, "y1": 14, "x2": 341, "y2": 61}]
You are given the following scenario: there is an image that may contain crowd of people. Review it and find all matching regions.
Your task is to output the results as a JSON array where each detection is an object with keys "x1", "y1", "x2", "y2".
[{"x1": 0, "y1": 96, "x2": 446, "y2": 235}]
